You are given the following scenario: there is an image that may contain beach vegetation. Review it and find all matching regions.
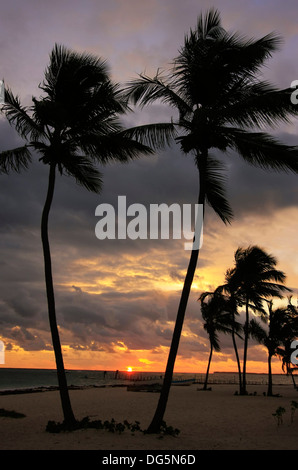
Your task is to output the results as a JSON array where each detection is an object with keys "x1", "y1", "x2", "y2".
[
  {"x1": 124, "y1": 8, "x2": 298, "y2": 432},
  {"x1": 272, "y1": 406, "x2": 286, "y2": 426},
  {"x1": 46, "y1": 416, "x2": 179, "y2": 436}
]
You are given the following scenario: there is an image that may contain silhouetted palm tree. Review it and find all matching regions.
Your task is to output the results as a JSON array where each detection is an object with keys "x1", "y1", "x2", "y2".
[
  {"x1": 199, "y1": 291, "x2": 240, "y2": 390},
  {"x1": 279, "y1": 341, "x2": 298, "y2": 390},
  {"x1": 125, "y1": 9, "x2": 298, "y2": 431},
  {"x1": 0, "y1": 45, "x2": 173, "y2": 427},
  {"x1": 227, "y1": 246, "x2": 289, "y2": 394},
  {"x1": 215, "y1": 275, "x2": 244, "y2": 393},
  {"x1": 264, "y1": 301, "x2": 286, "y2": 396},
  {"x1": 276, "y1": 298, "x2": 298, "y2": 390}
]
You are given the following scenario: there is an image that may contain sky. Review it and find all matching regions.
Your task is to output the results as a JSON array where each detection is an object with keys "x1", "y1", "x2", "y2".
[{"x1": 1, "y1": 0, "x2": 298, "y2": 375}]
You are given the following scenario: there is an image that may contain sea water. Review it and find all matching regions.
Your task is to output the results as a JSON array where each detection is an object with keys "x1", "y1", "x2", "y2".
[{"x1": 0, "y1": 368, "x2": 295, "y2": 393}]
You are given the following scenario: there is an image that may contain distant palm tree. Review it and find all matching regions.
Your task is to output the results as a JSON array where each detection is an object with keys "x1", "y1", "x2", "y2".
[
  {"x1": 279, "y1": 341, "x2": 298, "y2": 390},
  {"x1": 215, "y1": 274, "x2": 244, "y2": 393},
  {"x1": 264, "y1": 301, "x2": 286, "y2": 396},
  {"x1": 125, "y1": 9, "x2": 298, "y2": 431},
  {"x1": 199, "y1": 291, "x2": 240, "y2": 390},
  {"x1": 227, "y1": 246, "x2": 290, "y2": 394},
  {"x1": 0, "y1": 45, "x2": 173, "y2": 427},
  {"x1": 276, "y1": 298, "x2": 298, "y2": 390}
]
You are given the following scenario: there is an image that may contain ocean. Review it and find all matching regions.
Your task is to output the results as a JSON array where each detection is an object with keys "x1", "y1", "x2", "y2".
[{"x1": 0, "y1": 368, "x2": 296, "y2": 393}]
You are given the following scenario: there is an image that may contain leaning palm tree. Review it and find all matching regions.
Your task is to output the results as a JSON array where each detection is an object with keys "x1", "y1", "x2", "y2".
[
  {"x1": 0, "y1": 45, "x2": 173, "y2": 427},
  {"x1": 125, "y1": 9, "x2": 298, "y2": 431},
  {"x1": 199, "y1": 291, "x2": 239, "y2": 390},
  {"x1": 227, "y1": 246, "x2": 290, "y2": 394}
]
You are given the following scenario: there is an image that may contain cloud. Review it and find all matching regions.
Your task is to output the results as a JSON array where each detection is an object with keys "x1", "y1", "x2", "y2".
[{"x1": 0, "y1": 0, "x2": 298, "y2": 372}]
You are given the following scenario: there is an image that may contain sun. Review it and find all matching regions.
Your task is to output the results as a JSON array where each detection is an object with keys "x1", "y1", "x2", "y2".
[{"x1": 127, "y1": 366, "x2": 133, "y2": 372}]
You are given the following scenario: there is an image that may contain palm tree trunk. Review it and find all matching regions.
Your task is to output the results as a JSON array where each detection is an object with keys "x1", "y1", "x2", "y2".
[
  {"x1": 146, "y1": 151, "x2": 206, "y2": 434},
  {"x1": 267, "y1": 352, "x2": 273, "y2": 396},
  {"x1": 41, "y1": 163, "x2": 76, "y2": 427},
  {"x1": 242, "y1": 298, "x2": 250, "y2": 395},
  {"x1": 203, "y1": 343, "x2": 213, "y2": 390},
  {"x1": 231, "y1": 316, "x2": 242, "y2": 394}
]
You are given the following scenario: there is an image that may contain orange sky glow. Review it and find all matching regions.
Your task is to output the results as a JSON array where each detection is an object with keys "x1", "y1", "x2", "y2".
[{"x1": 2, "y1": 206, "x2": 298, "y2": 376}]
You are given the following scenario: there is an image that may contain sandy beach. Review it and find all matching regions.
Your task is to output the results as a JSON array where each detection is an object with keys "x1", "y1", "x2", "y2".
[{"x1": 0, "y1": 383, "x2": 298, "y2": 451}]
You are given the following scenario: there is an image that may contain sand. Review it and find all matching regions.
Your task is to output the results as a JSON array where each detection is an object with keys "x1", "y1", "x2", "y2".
[{"x1": 0, "y1": 383, "x2": 298, "y2": 451}]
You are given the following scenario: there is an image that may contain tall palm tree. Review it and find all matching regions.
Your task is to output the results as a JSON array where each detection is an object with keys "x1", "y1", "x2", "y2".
[
  {"x1": 227, "y1": 246, "x2": 289, "y2": 394},
  {"x1": 199, "y1": 291, "x2": 240, "y2": 390},
  {"x1": 125, "y1": 9, "x2": 298, "y2": 431},
  {"x1": 0, "y1": 45, "x2": 173, "y2": 427}
]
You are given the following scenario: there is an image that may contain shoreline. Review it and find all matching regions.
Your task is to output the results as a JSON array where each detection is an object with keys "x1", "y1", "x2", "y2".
[{"x1": 0, "y1": 379, "x2": 295, "y2": 396}]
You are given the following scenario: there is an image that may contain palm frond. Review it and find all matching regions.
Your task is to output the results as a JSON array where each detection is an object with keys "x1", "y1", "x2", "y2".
[
  {"x1": 203, "y1": 156, "x2": 233, "y2": 224},
  {"x1": 76, "y1": 131, "x2": 154, "y2": 164},
  {"x1": 124, "y1": 74, "x2": 192, "y2": 119},
  {"x1": 62, "y1": 155, "x2": 103, "y2": 193},
  {"x1": 225, "y1": 129, "x2": 298, "y2": 173},
  {"x1": 0, "y1": 146, "x2": 32, "y2": 174},
  {"x1": 41, "y1": 44, "x2": 109, "y2": 102},
  {"x1": 195, "y1": 8, "x2": 223, "y2": 39},
  {"x1": 219, "y1": 83, "x2": 297, "y2": 129},
  {"x1": 248, "y1": 318, "x2": 267, "y2": 343},
  {"x1": 3, "y1": 88, "x2": 46, "y2": 141},
  {"x1": 119, "y1": 123, "x2": 176, "y2": 150}
]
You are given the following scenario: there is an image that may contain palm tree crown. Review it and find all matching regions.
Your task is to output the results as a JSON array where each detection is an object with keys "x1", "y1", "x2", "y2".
[
  {"x1": 0, "y1": 44, "x2": 161, "y2": 183},
  {"x1": 125, "y1": 9, "x2": 298, "y2": 222},
  {"x1": 226, "y1": 245, "x2": 290, "y2": 394},
  {"x1": 228, "y1": 246, "x2": 289, "y2": 306}
]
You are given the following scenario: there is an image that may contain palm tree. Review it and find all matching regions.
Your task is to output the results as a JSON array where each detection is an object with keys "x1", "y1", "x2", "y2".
[
  {"x1": 264, "y1": 301, "x2": 286, "y2": 396},
  {"x1": 248, "y1": 299, "x2": 298, "y2": 396},
  {"x1": 0, "y1": 45, "x2": 173, "y2": 427},
  {"x1": 215, "y1": 275, "x2": 244, "y2": 393},
  {"x1": 124, "y1": 9, "x2": 298, "y2": 431},
  {"x1": 227, "y1": 246, "x2": 290, "y2": 394},
  {"x1": 276, "y1": 298, "x2": 298, "y2": 390},
  {"x1": 199, "y1": 291, "x2": 240, "y2": 390},
  {"x1": 279, "y1": 341, "x2": 298, "y2": 390}
]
